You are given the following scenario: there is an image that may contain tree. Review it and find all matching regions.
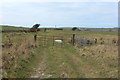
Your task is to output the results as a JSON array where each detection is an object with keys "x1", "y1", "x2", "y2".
[{"x1": 72, "y1": 27, "x2": 78, "y2": 31}]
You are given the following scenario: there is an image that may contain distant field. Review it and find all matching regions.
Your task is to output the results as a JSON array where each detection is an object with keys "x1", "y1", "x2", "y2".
[
  {"x1": 1, "y1": 26, "x2": 119, "y2": 78},
  {"x1": 1, "y1": 25, "x2": 29, "y2": 32}
]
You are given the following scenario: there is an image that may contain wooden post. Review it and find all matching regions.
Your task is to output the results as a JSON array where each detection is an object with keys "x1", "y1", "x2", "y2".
[
  {"x1": 44, "y1": 28, "x2": 47, "y2": 32},
  {"x1": 53, "y1": 36, "x2": 54, "y2": 46},
  {"x1": 61, "y1": 37, "x2": 63, "y2": 48},
  {"x1": 34, "y1": 34, "x2": 37, "y2": 47},
  {"x1": 72, "y1": 34, "x2": 75, "y2": 46}
]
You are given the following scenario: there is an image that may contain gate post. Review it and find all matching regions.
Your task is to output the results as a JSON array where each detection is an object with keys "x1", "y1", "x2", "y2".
[
  {"x1": 53, "y1": 36, "x2": 54, "y2": 46},
  {"x1": 61, "y1": 36, "x2": 63, "y2": 48},
  {"x1": 34, "y1": 34, "x2": 37, "y2": 47},
  {"x1": 72, "y1": 34, "x2": 75, "y2": 46}
]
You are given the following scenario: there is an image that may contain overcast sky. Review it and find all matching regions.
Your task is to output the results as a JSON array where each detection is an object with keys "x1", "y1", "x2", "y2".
[{"x1": 0, "y1": 0, "x2": 118, "y2": 28}]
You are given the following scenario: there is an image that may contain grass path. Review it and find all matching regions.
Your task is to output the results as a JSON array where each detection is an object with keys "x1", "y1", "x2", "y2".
[{"x1": 30, "y1": 38, "x2": 110, "y2": 78}]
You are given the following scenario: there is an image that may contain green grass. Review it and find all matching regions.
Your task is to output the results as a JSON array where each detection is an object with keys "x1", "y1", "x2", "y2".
[
  {"x1": 2, "y1": 27, "x2": 118, "y2": 78},
  {"x1": 1, "y1": 25, "x2": 29, "y2": 31},
  {"x1": 43, "y1": 42, "x2": 80, "y2": 77}
]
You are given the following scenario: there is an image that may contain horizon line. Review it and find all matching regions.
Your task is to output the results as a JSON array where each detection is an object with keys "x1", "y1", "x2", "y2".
[{"x1": 0, "y1": 24, "x2": 118, "y2": 28}]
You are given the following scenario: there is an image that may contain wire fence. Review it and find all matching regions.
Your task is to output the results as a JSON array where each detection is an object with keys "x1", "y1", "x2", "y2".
[
  {"x1": 74, "y1": 35, "x2": 118, "y2": 47},
  {"x1": 34, "y1": 34, "x2": 118, "y2": 48}
]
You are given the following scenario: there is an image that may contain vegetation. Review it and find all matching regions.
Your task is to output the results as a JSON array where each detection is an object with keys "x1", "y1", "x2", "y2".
[
  {"x1": 1, "y1": 26, "x2": 118, "y2": 78},
  {"x1": 72, "y1": 27, "x2": 78, "y2": 31},
  {"x1": 1, "y1": 25, "x2": 29, "y2": 31}
]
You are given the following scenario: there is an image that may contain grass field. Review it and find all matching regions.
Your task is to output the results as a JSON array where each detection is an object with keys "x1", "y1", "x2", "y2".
[{"x1": 1, "y1": 27, "x2": 118, "y2": 78}]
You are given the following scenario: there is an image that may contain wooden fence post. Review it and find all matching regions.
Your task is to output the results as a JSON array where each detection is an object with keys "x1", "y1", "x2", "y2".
[
  {"x1": 72, "y1": 34, "x2": 75, "y2": 46},
  {"x1": 44, "y1": 28, "x2": 47, "y2": 32},
  {"x1": 34, "y1": 34, "x2": 37, "y2": 47},
  {"x1": 53, "y1": 36, "x2": 54, "y2": 46},
  {"x1": 61, "y1": 36, "x2": 63, "y2": 48}
]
